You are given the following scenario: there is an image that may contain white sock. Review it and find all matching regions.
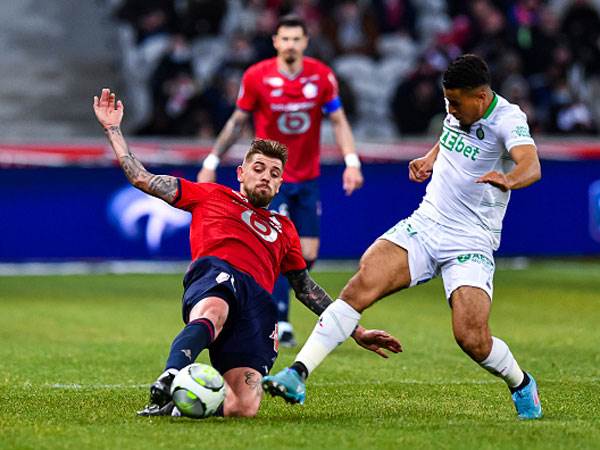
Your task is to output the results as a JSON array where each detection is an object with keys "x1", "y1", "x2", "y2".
[
  {"x1": 295, "y1": 299, "x2": 361, "y2": 374},
  {"x1": 479, "y1": 336, "x2": 524, "y2": 388}
]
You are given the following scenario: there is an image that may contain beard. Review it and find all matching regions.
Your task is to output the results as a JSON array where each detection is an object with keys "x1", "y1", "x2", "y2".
[
  {"x1": 246, "y1": 188, "x2": 272, "y2": 208},
  {"x1": 284, "y1": 53, "x2": 297, "y2": 65}
]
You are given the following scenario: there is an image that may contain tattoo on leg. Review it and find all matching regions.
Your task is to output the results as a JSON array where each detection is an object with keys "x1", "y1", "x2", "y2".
[{"x1": 244, "y1": 371, "x2": 261, "y2": 395}]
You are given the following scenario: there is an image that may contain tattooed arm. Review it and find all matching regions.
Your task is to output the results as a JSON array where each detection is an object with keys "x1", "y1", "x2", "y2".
[
  {"x1": 285, "y1": 269, "x2": 333, "y2": 316},
  {"x1": 93, "y1": 88, "x2": 178, "y2": 203},
  {"x1": 286, "y1": 269, "x2": 403, "y2": 358}
]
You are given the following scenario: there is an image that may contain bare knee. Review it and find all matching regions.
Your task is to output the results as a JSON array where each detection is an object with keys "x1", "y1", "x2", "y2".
[
  {"x1": 224, "y1": 397, "x2": 260, "y2": 417},
  {"x1": 222, "y1": 367, "x2": 262, "y2": 418},
  {"x1": 343, "y1": 252, "x2": 409, "y2": 312},
  {"x1": 451, "y1": 287, "x2": 492, "y2": 361},
  {"x1": 340, "y1": 261, "x2": 381, "y2": 312},
  {"x1": 453, "y1": 328, "x2": 491, "y2": 362}
]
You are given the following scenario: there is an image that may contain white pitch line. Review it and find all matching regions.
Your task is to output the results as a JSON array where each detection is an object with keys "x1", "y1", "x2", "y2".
[
  {"x1": 47, "y1": 383, "x2": 148, "y2": 389},
  {"x1": 43, "y1": 377, "x2": 599, "y2": 390}
]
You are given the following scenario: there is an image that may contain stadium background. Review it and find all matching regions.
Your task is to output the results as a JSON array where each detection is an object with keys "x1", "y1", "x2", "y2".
[
  {"x1": 1, "y1": 0, "x2": 600, "y2": 265},
  {"x1": 1, "y1": 2, "x2": 600, "y2": 449}
]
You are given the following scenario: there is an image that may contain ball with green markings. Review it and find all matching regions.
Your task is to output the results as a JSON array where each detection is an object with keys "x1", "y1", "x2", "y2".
[{"x1": 170, "y1": 363, "x2": 226, "y2": 418}]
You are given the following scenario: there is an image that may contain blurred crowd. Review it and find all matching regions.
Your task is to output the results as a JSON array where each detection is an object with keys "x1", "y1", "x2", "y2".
[{"x1": 109, "y1": 0, "x2": 600, "y2": 139}]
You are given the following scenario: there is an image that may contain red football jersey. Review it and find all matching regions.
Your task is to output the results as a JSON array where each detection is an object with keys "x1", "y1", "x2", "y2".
[
  {"x1": 173, "y1": 179, "x2": 306, "y2": 292},
  {"x1": 237, "y1": 57, "x2": 341, "y2": 183}
]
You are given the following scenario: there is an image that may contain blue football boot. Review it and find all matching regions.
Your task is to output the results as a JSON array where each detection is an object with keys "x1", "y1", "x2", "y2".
[
  {"x1": 262, "y1": 368, "x2": 306, "y2": 405},
  {"x1": 511, "y1": 372, "x2": 542, "y2": 420}
]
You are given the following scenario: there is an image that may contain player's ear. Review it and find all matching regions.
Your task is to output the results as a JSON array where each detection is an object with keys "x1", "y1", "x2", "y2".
[{"x1": 236, "y1": 165, "x2": 244, "y2": 182}]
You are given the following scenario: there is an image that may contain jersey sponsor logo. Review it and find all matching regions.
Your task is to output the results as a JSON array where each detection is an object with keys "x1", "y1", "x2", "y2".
[
  {"x1": 265, "y1": 76, "x2": 284, "y2": 87},
  {"x1": 277, "y1": 111, "x2": 311, "y2": 134},
  {"x1": 241, "y1": 210, "x2": 279, "y2": 242},
  {"x1": 511, "y1": 125, "x2": 531, "y2": 138},
  {"x1": 302, "y1": 82, "x2": 318, "y2": 99},
  {"x1": 456, "y1": 253, "x2": 494, "y2": 269},
  {"x1": 440, "y1": 126, "x2": 481, "y2": 161},
  {"x1": 271, "y1": 89, "x2": 283, "y2": 97},
  {"x1": 300, "y1": 74, "x2": 320, "y2": 83},
  {"x1": 271, "y1": 101, "x2": 316, "y2": 112}
]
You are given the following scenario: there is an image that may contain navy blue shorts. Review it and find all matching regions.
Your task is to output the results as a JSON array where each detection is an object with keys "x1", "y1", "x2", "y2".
[
  {"x1": 269, "y1": 178, "x2": 320, "y2": 237},
  {"x1": 181, "y1": 257, "x2": 279, "y2": 376}
]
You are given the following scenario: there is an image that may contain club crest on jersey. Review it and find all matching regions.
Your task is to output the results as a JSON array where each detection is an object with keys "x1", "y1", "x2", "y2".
[
  {"x1": 241, "y1": 210, "x2": 278, "y2": 242},
  {"x1": 302, "y1": 82, "x2": 318, "y2": 99},
  {"x1": 476, "y1": 126, "x2": 485, "y2": 140}
]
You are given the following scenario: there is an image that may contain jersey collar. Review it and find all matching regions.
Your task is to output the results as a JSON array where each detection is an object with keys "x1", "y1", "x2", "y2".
[
  {"x1": 481, "y1": 92, "x2": 498, "y2": 120},
  {"x1": 278, "y1": 67, "x2": 303, "y2": 80}
]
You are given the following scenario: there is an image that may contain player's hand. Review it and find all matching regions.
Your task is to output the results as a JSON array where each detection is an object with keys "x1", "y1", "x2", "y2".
[
  {"x1": 408, "y1": 156, "x2": 434, "y2": 182},
  {"x1": 343, "y1": 167, "x2": 364, "y2": 196},
  {"x1": 351, "y1": 325, "x2": 402, "y2": 358},
  {"x1": 197, "y1": 167, "x2": 217, "y2": 183},
  {"x1": 93, "y1": 88, "x2": 124, "y2": 129},
  {"x1": 476, "y1": 171, "x2": 512, "y2": 191}
]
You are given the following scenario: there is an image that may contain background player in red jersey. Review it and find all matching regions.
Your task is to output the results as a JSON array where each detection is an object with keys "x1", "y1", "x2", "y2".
[
  {"x1": 93, "y1": 88, "x2": 400, "y2": 418},
  {"x1": 197, "y1": 15, "x2": 364, "y2": 347}
]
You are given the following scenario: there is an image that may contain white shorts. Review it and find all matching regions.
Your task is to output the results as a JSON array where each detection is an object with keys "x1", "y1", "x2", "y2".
[{"x1": 379, "y1": 212, "x2": 495, "y2": 301}]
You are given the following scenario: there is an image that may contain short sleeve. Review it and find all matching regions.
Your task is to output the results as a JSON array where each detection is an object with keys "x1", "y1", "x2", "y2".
[
  {"x1": 323, "y1": 68, "x2": 340, "y2": 107},
  {"x1": 173, "y1": 178, "x2": 217, "y2": 211},
  {"x1": 498, "y1": 109, "x2": 536, "y2": 151},
  {"x1": 281, "y1": 221, "x2": 307, "y2": 274},
  {"x1": 236, "y1": 69, "x2": 258, "y2": 112}
]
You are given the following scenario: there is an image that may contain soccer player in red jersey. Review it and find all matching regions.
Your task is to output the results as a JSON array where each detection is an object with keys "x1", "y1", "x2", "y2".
[
  {"x1": 197, "y1": 15, "x2": 364, "y2": 347},
  {"x1": 93, "y1": 88, "x2": 400, "y2": 417}
]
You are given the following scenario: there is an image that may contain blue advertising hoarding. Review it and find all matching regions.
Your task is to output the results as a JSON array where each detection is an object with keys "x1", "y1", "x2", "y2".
[{"x1": 1, "y1": 160, "x2": 599, "y2": 261}]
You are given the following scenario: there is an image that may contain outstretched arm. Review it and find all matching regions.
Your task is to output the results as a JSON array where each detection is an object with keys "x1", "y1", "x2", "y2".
[
  {"x1": 93, "y1": 88, "x2": 178, "y2": 203},
  {"x1": 285, "y1": 269, "x2": 402, "y2": 358},
  {"x1": 197, "y1": 109, "x2": 250, "y2": 182}
]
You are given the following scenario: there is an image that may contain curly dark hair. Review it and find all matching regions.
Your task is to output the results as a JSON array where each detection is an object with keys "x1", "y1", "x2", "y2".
[{"x1": 442, "y1": 54, "x2": 491, "y2": 90}]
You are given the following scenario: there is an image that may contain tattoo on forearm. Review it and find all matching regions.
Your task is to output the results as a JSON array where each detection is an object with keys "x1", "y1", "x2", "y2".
[
  {"x1": 120, "y1": 154, "x2": 146, "y2": 183},
  {"x1": 286, "y1": 270, "x2": 333, "y2": 316},
  {"x1": 116, "y1": 146, "x2": 178, "y2": 203},
  {"x1": 104, "y1": 125, "x2": 122, "y2": 137}
]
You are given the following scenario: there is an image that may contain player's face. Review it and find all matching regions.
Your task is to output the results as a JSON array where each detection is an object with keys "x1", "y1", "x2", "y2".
[
  {"x1": 237, "y1": 154, "x2": 284, "y2": 208},
  {"x1": 273, "y1": 26, "x2": 308, "y2": 65},
  {"x1": 443, "y1": 87, "x2": 488, "y2": 127}
]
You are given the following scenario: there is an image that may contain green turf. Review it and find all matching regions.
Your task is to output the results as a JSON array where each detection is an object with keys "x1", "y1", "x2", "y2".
[{"x1": 1, "y1": 262, "x2": 599, "y2": 449}]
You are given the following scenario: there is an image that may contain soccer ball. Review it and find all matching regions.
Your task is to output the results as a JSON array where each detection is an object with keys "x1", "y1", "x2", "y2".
[{"x1": 170, "y1": 363, "x2": 226, "y2": 418}]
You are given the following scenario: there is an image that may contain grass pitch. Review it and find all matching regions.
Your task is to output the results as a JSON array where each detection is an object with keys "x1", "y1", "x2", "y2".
[{"x1": 1, "y1": 261, "x2": 599, "y2": 450}]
